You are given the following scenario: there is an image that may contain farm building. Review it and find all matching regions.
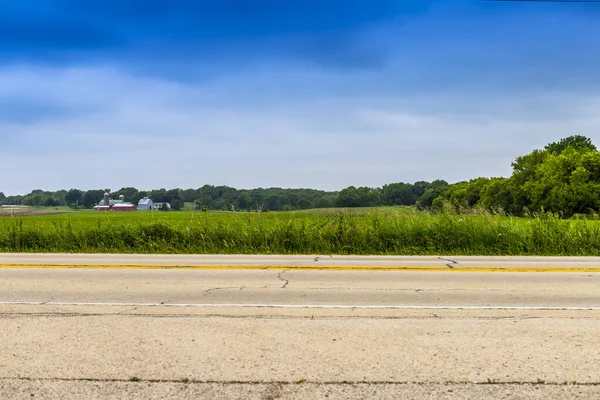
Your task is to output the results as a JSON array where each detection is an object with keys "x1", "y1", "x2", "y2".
[
  {"x1": 93, "y1": 193, "x2": 136, "y2": 211},
  {"x1": 154, "y1": 202, "x2": 171, "y2": 210},
  {"x1": 137, "y1": 197, "x2": 155, "y2": 210}
]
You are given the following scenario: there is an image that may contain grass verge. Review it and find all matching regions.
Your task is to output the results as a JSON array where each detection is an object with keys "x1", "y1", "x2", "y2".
[{"x1": 0, "y1": 209, "x2": 600, "y2": 255}]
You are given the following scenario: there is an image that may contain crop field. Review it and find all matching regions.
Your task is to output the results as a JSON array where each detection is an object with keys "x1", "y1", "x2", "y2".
[{"x1": 1, "y1": 207, "x2": 600, "y2": 255}]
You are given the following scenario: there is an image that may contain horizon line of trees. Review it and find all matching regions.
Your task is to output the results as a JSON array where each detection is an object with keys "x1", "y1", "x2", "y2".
[
  {"x1": 0, "y1": 181, "x2": 448, "y2": 212},
  {"x1": 1, "y1": 135, "x2": 594, "y2": 216}
]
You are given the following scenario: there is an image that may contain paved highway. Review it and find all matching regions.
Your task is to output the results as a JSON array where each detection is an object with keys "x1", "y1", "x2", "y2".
[
  {"x1": 2, "y1": 253, "x2": 600, "y2": 270},
  {"x1": 1, "y1": 255, "x2": 600, "y2": 399}
]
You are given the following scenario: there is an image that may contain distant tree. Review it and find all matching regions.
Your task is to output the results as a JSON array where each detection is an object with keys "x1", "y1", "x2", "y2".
[
  {"x1": 65, "y1": 189, "x2": 84, "y2": 208},
  {"x1": 181, "y1": 188, "x2": 199, "y2": 203},
  {"x1": 314, "y1": 195, "x2": 335, "y2": 208},
  {"x1": 42, "y1": 196, "x2": 57, "y2": 207},
  {"x1": 296, "y1": 198, "x2": 312, "y2": 210},
  {"x1": 160, "y1": 202, "x2": 170, "y2": 211},
  {"x1": 3, "y1": 195, "x2": 23, "y2": 205},
  {"x1": 416, "y1": 185, "x2": 449, "y2": 210},
  {"x1": 112, "y1": 187, "x2": 140, "y2": 204},
  {"x1": 24, "y1": 194, "x2": 43, "y2": 207},
  {"x1": 545, "y1": 135, "x2": 596, "y2": 155},
  {"x1": 171, "y1": 198, "x2": 184, "y2": 211},
  {"x1": 335, "y1": 186, "x2": 360, "y2": 207},
  {"x1": 412, "y1": 181, "x2": 430, "y2": 199},
  {"x1": 150, "y1": 188, "x2": 168, "y2": 202},
  {"x1": 382, "y1": 182, "x2": 415, "y2": 205},
  {"x1": 265, "y1": 194, "x2": 282, "y2": 211},
  {"x1": 83, "y1": 190, "x2": 105, "y2": 209}
]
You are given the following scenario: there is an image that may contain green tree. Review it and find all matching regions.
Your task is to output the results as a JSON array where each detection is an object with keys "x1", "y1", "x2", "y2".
[
  {"x1": 335, "y1": 187, "x2": 360, "y2": 207},
  {"x1": 545, "y1": 135, "x2": 596, "y2": 155},
  {"x1": 314, "y1": 195, "x2": 335, "y2": 208},
  {"x1": 83, "y1": 190, "x2": 105, "y2": 209},
  {"x1": 65, "y1": 189, "x2": 84, "y2": 208},
  {"x1": 112, "y1": 187, "x2": 140, "y2": 204},
  {"x1": 416, "y1": 184, "x2": 449, "y2": 210},
  {"x1": 296, "y1": 198, "x2": 312, "y2": 210},
  {"x1": 171, "y1": 198, "x2": 184, "y2": 211},
  {"x1": 382, "y1": 182, "x2": 415, "y2": 205}
]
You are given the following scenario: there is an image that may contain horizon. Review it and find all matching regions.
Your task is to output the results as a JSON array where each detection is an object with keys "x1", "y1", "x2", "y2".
[{"x1": 3, "y1": 1, "x2": 600, "y2": 194}]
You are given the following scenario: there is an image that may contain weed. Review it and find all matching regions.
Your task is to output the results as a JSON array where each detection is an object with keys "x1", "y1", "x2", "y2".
[{"x1": 2, "y1": 209, "x2": 600, "y2": 255}]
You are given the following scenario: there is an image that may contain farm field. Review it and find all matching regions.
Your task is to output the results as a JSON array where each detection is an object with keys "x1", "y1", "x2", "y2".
[{"x1": 1, "y1": 206, "x2": 600, "y2": 256}]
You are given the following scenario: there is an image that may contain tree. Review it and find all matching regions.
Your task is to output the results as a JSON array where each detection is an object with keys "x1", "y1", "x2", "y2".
[
  {"x1": 83, "y1": 190, "x2": 105, "y2": 209},
  {"x1": 171, "y1": 198, "x2": 184, "y2": 211},
  {"x1": 412, "y1": 181, "x2": 430, "y2": 199},
  {"x1": 335, "y1": 186, "x2": 382, "y2": 207},
  {"x1": 545, "y1": 135, "x2": 596, "y2": 155},
  {"x1": 314, "y1": 195, "x2": 335, "y2": 208},
  {"x1": 24, "y1": 194, "x2": 43, "y2": 207},
  {"x1": 382, "y1": 182, "x2": 415, "y2": 205},
  {"x1": 42, "y1": 196, "x2": 57, "y2": 207},
  {"x1": 335, "y1": 186, "x2": 360, "y2": 207},
  {"x1": 424, "y1": 136, "x2": 600, "y2": 216},
  {"x1": 416, "y1": 184, "x2": 449, "y2": 210},
  {"x1": 112, "y1": 187, "x2": 140, "y2": 204},
  {"x1": 65, "y1": 189, "x2": 84, "y2": 208},
  {"x1": 296, "y1": 198, "x2": 312, "y2": 210}
]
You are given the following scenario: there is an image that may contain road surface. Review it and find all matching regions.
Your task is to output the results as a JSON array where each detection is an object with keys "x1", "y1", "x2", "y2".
[{"x1": 1, "y1": 255, "x2": 600, "y2": 399}]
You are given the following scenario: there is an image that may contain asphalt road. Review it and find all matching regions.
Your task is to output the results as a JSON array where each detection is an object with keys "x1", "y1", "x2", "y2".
[
  {"x1": 2, "y1": 253, "x2": 600, "y2": 270},
  {"x1": 1, "y1": 255, "x2": 600, "y2": 399}
]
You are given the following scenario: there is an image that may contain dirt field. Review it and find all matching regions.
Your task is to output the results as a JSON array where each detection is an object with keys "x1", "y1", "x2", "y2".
[{"x1": 0, "y1": 209, "x2": 69, "y2": 217}]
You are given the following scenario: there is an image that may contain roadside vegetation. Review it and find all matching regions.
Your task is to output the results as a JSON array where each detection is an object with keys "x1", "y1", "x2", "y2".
[{"x1": 2, "y1": 207, "x2": 600, "y2": 255}]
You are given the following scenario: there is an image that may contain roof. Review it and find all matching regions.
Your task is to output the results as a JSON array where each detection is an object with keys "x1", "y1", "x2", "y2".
[
  {"x1": 98, "y1": 199, "x2": 123, "y2": 206},
  {"x1": 112, "y1": 203, "x2": 135, "y2": 208},
  {"x1": 138, "y1": 198, "x2": 153, "y2": 205}
]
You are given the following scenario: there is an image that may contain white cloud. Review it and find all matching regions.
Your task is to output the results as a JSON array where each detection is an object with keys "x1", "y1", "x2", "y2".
[{"x1": 2, "y1": 64, "x2": 600, "y2": 195}]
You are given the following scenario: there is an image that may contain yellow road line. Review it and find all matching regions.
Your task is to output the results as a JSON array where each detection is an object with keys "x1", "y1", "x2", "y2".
[{"x1": 0, "y1": 264, "x2": 598, "y2": 272}]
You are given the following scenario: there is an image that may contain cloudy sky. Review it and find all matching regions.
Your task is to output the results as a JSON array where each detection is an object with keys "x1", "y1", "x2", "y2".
[{"x1": 2, "y1": 0, "x2": 600, "y2": 194}]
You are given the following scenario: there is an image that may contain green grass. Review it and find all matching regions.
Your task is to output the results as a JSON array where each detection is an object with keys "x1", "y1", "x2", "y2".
[{"x1": 1, "y1": 207, "x2": 600, "y2": 255}]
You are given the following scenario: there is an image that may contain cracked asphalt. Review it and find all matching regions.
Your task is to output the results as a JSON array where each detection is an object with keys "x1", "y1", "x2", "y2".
[{"x1": 1, "y1": 257, "x2": 600, "y2": 399}]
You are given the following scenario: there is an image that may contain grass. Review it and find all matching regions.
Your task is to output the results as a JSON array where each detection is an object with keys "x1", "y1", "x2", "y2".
[{"x1": 1, "y1": 207, "x2": 600, "y2": 255}]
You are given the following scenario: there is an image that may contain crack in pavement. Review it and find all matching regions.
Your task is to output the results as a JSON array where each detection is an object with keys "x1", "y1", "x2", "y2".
[
  {"x1": 0, "y1": 313, "x2": 593, "y2": 321},
  {"x1": 205, "y1": 286, "x2": 245, "y2": 294},
  {"x1": 438, "y1": 257, "x2": 458, "y2": 269},
  {"x1": 1, "y1": 377, "x2": 599, "y2": 386},
  {"x1": 277, "y1": 270, "x2": 290, "y2": 289},
  {"x1": 117, "y1": 307, "x2": 138, "y2": 315}
]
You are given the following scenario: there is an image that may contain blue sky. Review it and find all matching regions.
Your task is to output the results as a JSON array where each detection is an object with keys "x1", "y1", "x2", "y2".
[{"x1": 2, "y1": 0, "x2": 600, "y2": 194}]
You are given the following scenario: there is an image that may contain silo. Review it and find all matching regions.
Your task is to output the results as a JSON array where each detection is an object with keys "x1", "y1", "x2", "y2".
[{"x1": 104, "y1": 192, "x2": 110, "y2": 207}]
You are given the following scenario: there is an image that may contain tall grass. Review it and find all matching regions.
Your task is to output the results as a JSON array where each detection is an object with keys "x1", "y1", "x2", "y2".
[{"x1": 1, "y1": 209, "x2": 600, "y2": 255}]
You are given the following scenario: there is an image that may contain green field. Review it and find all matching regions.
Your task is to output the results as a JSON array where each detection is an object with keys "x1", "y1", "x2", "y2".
[{"x1": 1, "y1": 207, "x2": 600, "y2": 255}]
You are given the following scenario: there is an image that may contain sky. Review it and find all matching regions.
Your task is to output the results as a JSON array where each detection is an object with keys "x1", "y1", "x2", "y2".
[{"x1": 2, "y1": 0, "x2": 600, "y2": 194}]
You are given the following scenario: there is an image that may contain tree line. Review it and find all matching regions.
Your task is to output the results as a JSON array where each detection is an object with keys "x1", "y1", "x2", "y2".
[
  {"x1": 0, "y1": 182, "x2": 447, "y2": 212},
  {"x1": 1, "y1": 135, "x2": 593, "y2": 215},
  {"x1": 420, "y1": 135, "x2": 600, "y2": 217}
]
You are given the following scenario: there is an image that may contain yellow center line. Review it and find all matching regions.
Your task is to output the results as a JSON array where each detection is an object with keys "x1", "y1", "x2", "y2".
[{"x1": 0, "y1": 264, "x2": 598, "y2": 272}]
